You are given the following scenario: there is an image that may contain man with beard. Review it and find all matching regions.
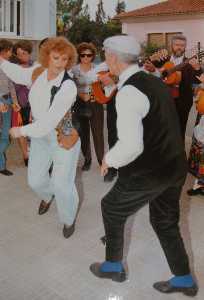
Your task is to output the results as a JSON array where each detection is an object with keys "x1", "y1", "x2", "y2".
[{"x1": 145, "y1": 35, "x2": 202, "y2": 139}]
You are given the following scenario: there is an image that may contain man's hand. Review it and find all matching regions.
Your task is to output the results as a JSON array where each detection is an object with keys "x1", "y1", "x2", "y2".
[
  {"x1": 101, "y1": 158, "x2": 109, "y2": 176},
  {"x1": 9, "y1": 127, "x2": 22, "y2": 138},
  {"x1": 79, "y1": 93, "x2": 90, "y2": 102},
  {"x1": 143, "y1": 60, "x2": 156, "y2": 73},
  {"x1": 189, "y1": 57, "x2": 201, "y2": 70},
  {"x1": 196, "y1": 73, "x2": 204, "y2": 83}
]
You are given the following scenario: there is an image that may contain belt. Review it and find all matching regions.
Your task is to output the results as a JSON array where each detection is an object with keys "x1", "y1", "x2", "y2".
[{"x1": 1, "y1": 93, "x2": 11, "y2": 100}]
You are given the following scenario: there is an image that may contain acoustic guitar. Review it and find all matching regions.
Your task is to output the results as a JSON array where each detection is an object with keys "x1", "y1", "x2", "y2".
[
  {"x1": 160, "y1": 51, "x2": 204, "y2": 86},
  {"x1": 91, "y1": 71, "x2": 117, "y2": 104}
]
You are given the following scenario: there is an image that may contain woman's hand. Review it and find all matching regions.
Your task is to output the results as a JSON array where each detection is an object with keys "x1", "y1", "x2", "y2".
[
  {"x1": 79, "y1": 93, "x2": 90, "y2": 102},
  {"x1": 12, "y1": 103, "x2": 21, "y2": 112},
  {"x1": 0, "y1": 103, "x2": 8, "y2": 113},
  {"x1": 9, "y1": 127, "x2": 22, "y2": 138},
  {"x1": 57, "y1": 129, "x2": 79, "y2": 150}
]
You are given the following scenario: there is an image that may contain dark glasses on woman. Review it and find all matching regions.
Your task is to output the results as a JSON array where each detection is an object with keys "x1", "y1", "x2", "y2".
[{"x1": 80, "y1": 53, "x2": 93, "y2": 58}]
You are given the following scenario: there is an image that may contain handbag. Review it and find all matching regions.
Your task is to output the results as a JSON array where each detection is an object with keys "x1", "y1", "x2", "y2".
[{"x1": 50, "y1": 72, "x2": 80, "y2": 150}]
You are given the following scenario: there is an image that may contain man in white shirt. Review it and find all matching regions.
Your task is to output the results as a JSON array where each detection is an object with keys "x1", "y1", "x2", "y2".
[{"x1": 89, "y1": 35, "x2": 198, "y2": 296}]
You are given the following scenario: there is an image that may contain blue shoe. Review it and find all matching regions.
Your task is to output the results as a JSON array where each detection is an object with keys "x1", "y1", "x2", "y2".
[
  {"x1": 89, "y1": 262, "x2": 126, "y2": 282},
  {"x1": 153, "y1": 280, "x2": 198, "y2": 296}
]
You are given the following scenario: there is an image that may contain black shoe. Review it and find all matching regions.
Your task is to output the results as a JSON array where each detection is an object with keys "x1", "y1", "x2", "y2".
[
  {"x1": 187, "y1": 187, "x2": 204, "y2": 196},
  {"x1": 104, "y1": 168, "x2": 117, "y2": 182},
  {"x1": 153, "y1": 281, "x2": 198, "y2": 296},
  {"x1": 0, "y1": 169, "x2": 13, "y2": 176},
  {"x1": 100, "y1": 235, "x2": 106, "y2": 245},
  {"x1": 63, "y1": 223, "x2": 75, "y2": 238},
  {"x1": 90, "y1": 262, "x2": 126, "y2": 282},
  {"x1": 38, "y1": 199, "x2": 52, "y2": 215},
  {"x1": 82, "y1": 159, "x2": 91, "y2": 171},
  {"x1": 24, "y1": 158, "x2": 28, "y2": 167}
]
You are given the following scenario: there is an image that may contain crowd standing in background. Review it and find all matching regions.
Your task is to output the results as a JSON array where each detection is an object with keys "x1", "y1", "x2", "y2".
[{"x1": 0, "y1": 33, "x2": 204, "y2": 296}]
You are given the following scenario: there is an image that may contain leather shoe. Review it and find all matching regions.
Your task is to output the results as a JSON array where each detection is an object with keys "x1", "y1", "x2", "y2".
[
  {"x1": 63, "y1": 223, "x2": 75, "y2": 238},
  {"x1": 104, "y1": 168, "x2": 117, "y2": 182},
  {"x1": 38, "y1": 199, "x2": 52, "y2": 215},
  {"x1": 153, "y1": 281, "x2": 198, "y2": 296},
  {"x1": 0, "y1": 169, "x2": 13, "y2": 176},
  {"x1": 187, "y1": 187, "x2": 204, "y2": 196},
  {"x1": 90, "y1": 262, "x2": 126, "y2": 282},
  {"x1": 82, "y1": 159, "x2": 91, "y2": 171}
]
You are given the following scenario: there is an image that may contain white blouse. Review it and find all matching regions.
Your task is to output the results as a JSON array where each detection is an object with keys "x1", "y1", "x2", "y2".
[
  {"x1": 72, "y1": 63, "x2": 97, "y2": 94},
  {"x1": 0, "y1": 60, "x2": 77, "y2": 138}
]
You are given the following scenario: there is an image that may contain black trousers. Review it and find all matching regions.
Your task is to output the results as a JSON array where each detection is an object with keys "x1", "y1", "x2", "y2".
[
  {"x1": 174, "y1": 98, "x2": 192, "y2": 140},
  {"x1": 79, "y1": 102, "x2": 104, "y2": 165},
  {"x1": 101, "y1": 170, "x2": 190, "y2": 276}
]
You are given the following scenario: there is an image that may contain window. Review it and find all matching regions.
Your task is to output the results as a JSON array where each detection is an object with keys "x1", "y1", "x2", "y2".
[
  {"x1": 148, "y1": 32, "x2": 183, "y2": 50},
  {"x1": 0, "y1": 0, "x2": 24, "y2": 35},
  {"x1": 148, "y1": 33, "x2": 165, "y2": 47}
]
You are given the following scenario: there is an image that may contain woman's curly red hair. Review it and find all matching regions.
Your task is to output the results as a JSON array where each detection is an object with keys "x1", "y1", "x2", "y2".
[{"x1": 39, "y1": 37, "x2": 77, "y2": 69}]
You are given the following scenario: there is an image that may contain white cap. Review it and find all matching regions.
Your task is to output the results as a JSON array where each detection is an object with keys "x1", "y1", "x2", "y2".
[{"x1": 103, "y1": 35, "x2": 140, "y2": 56}]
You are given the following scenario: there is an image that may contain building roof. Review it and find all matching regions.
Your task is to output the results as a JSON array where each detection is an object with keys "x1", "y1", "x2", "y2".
[{"x1": 116, "y1": 0, "x2": 204, "y2": 19}]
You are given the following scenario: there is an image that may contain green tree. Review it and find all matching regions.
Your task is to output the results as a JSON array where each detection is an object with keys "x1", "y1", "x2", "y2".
[
  {"x1": 57, "y1": 0, "x2": 84, "y2": 34},
  {"x1": 95, "y1": 0, "x2": 106, "y2": 24},
  {"x1": 115, "y1": 0, "x2": 126, "y2": 14}
]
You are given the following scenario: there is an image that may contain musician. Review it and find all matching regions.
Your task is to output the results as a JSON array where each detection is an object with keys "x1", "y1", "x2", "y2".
[
  {"x1": 89, "y1": 35, "x2": 198, "y2": 296},
  {"x1": 0, "y1": 39, "x2": 20, "y2": 176},
  {"x1": 145, "y1": 35, "x2": 202, "y2": 139}
]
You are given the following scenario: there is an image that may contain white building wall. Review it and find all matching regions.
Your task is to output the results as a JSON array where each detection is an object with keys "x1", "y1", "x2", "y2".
[
  {"x1": 122, "y1": 17, "x2": 204, "y2": 50},
  {"x1": 31, "y1": 0, "x2": 56, "y2": 40}
]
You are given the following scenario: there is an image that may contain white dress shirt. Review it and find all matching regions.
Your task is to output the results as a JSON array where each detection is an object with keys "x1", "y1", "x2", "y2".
[
  {"x1": 170, "y1": 54, "x2": 184, "y2": 66},
  {"x1": 0, "y1": 60, "x2": 77, "y2": 138},
  {"x1": 105, "y1": 64, "x2": 150, "y2": 169}
]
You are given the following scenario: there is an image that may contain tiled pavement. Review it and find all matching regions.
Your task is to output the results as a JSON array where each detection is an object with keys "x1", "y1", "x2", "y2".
[{"x1": 0, "y1": 108, "x2": 204, "y2": 300}]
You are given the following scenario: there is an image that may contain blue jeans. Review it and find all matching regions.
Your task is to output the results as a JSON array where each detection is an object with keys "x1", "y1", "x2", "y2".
[
  {"x1": 28, "y1": 131, "x2": 80, "y2": 225},
  {"x1": 0, "y1": 97, "x2": 12, "y2": 170}
]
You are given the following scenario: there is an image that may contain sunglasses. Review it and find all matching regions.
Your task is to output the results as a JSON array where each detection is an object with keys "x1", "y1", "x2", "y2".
[{"x1": 80, "y1": 53, "x2": 93, "y2": 58}]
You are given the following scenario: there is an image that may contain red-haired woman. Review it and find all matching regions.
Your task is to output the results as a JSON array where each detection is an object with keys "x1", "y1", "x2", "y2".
[{"x1": 0, "y1": 37, "x2": 80, "y2": 238}]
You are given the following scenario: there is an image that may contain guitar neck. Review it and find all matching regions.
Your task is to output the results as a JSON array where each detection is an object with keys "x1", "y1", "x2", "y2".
[{"x1": 167, "y1": 58, "x2": 191, "y2": 75}]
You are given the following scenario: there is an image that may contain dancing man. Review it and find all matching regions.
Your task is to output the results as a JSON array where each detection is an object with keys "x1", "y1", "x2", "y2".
[{"x1": 90, "y1": 35, "x2": 198, "y2": 296}]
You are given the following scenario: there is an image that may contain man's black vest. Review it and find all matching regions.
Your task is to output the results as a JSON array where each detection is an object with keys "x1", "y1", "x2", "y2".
[{"x1": 113, "y1": 71, "x2": 187, "y2": 180}]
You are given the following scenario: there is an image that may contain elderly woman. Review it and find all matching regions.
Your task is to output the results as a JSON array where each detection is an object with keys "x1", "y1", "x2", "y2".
[
  {"x1": 72, "y1": 42, "x2": 104, "y2": 171},
  {"x1": 0, "y1": 37, "x2": 80, "y2": 238}
]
